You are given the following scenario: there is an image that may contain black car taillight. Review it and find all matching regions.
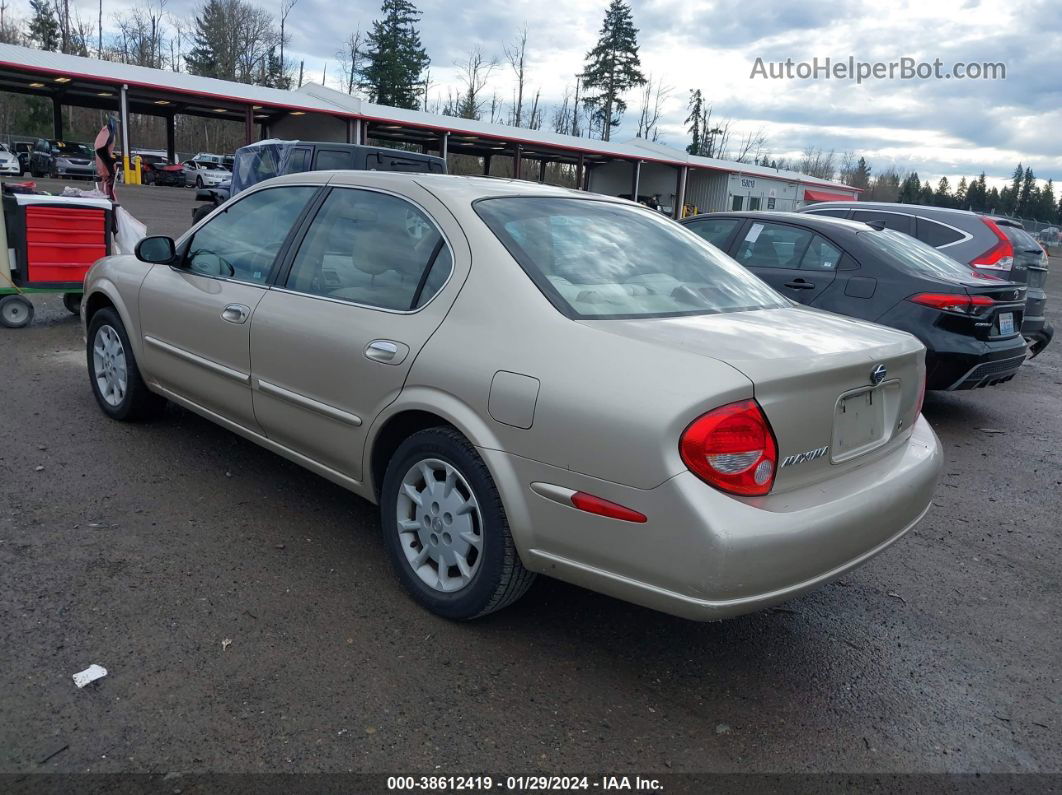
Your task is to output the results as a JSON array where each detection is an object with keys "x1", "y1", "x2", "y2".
[{"x1": 909, "y1": 292, "x2": 994, "y2": 316}]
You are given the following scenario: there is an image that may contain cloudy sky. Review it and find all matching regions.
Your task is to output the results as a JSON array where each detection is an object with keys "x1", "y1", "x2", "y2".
[{"x1": 9, "y1": 0, "x2": 1061, "y2": 188}]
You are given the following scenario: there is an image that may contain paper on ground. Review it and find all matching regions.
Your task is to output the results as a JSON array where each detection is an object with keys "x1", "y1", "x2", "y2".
[{"x1": 73, "y1": 664, "x2": 108, "y2": 688}]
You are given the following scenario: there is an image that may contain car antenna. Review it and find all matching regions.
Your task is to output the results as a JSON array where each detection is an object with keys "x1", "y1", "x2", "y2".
[{"x1": 865, "y1": 219, "x2": 886, "y2": 231}]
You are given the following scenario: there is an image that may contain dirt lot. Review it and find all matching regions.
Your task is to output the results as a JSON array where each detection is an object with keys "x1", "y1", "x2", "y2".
[{"x1": 1, "y1": 177, "x2": 1060, "y2": 781}]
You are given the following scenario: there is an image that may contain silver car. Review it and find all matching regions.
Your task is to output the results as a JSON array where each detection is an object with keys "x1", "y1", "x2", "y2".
[
  {"x1": 81, "y1": 172, "x2": 942, "y2": 621},
  {"x1": 182, "y1": 159, "x2": 230, "y2": 189}
]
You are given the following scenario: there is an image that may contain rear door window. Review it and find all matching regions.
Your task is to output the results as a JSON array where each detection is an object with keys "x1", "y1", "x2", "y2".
[
  {"x1": 799, "y1": 236, "x2": 843, "y2": 270},
  {"x1": 915, "y1": 218, "x2": 965, "y2": 247},
  {"x1": 684, "y1": 217, "x2": 741, "y2": 249},
  {"x1": 733, "y1": 222, "x2": 814, "y2": 269},
  {"x1": 851, "y1": 210, "x2": 913, "y2": 235}
]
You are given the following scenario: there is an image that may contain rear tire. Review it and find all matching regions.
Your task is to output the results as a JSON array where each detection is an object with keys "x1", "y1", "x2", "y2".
[
  {"x1": 380, "y1": 427, "x2": 535, "y2": 620},
  {"x1": 86, "y1": 307, "x2": 165, "y2": 421},
  {"x1": 0, "y1": 295, "x2": 34, "y2": 328}
]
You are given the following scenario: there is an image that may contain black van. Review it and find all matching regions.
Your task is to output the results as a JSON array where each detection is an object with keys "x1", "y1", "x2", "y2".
[{"x1": 192, "y1": 141, "x2": 446, "y2": 222}]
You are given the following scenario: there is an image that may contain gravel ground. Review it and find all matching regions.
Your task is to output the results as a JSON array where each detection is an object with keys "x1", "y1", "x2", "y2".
[{"x1": 0, "y1": 178, "x2": 1059, "y2": 779}]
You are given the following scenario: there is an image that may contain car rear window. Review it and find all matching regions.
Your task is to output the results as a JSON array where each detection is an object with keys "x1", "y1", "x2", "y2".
[
  {"x1": 475, "y1": 197, "x2": 788, "y2": 319},
  {"x1": 997, "y1": 223, "x2": 1041, "y2": 252},
  {"x1": 860, "y1": 228, "x2": 992, "y2": 281}
]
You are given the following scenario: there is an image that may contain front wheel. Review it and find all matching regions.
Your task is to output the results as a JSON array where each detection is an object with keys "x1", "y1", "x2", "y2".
[
  {"x1": 86, "y1": 307, "x2": 165, "y2": 421},
  {"x1": 0, "y1": 295, "x2": 34, "y2": 328},
  {"x1": 195, "y1": 176, "x2": 203, "y2": 189},
  {"x1": 380, "y1": 427, "x2": 535, "y2": 620}
]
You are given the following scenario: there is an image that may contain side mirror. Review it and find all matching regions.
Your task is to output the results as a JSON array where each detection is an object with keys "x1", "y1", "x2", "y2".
[{"x1": 135, "y1": 235, "x2": 176, "y2": 264}]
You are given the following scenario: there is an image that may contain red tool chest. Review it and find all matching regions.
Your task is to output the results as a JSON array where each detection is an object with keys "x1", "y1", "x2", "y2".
[{"x1": 24, "y1": 205, "x2": 109, "y2": 285}]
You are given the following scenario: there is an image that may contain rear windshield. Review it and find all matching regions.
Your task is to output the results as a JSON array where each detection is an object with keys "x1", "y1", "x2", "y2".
[
  {"x1": 997, "y1": 224, "x2": 1041, "y2": 252},
  {"x1": 475, "y1": 197, "x2": 788, "y2": 319},
  {"x1": 860, "y1": 228, "x2": 994, "y2": 281}
]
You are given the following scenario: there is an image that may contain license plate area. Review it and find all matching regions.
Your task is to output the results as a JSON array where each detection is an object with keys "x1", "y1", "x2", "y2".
[
  {"x1": 832, "y1": 382, "x2": 900, "y2": 463},
  {"x1": 997, "y1": 312, "x2": 1015, "y2": 336}
]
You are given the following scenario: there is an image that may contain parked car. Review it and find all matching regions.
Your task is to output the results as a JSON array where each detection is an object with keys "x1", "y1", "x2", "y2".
[
  {"x1": 29, "y1": 139, "x2": 97, "y2": 180},
  {"x1": 800, "y1": 201, "x2": 1052, "y2": 356},
  {"x1": 81, "y1": 173, "x2": 941, "y2": 621},
  {"x1": 139, "y1": 154, "x2": 187, "y2": 187},
  {"x1": 0, "y1": 143, "x2": 20, "y2": 176},
  {"x1": 682, "y1": 211, "x2": 1028, "y2": 390},
  {"x1": 191, "y1": 140, "x2": 447, "y2": 222},
  {"x1": 13, "y1": 142, "x2": 32, "y2": 174},
  {"x1": 182, "y1": 158, "x2": 230, "y2": 189}
]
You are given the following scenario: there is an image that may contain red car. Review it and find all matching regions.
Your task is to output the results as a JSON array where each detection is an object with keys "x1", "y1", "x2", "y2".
[{"x1": 140, "y1": 154, "x2": 187, "y2": 187}]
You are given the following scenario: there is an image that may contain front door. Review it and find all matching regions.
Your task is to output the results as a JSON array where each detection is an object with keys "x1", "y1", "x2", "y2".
[
  {"x1": 138, "y1": 185, "x2": 318, "y2": 429},
  {"x1": 730, "y1": 219, "x2": 838, "y2": 305},
  {"x1": 250, "y1": 186, "x2": 458, "y2": 481}
]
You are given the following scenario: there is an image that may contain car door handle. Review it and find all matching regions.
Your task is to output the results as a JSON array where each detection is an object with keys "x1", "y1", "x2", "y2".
[
  {"x1": 221, "y1": 304, "x2": 250, "y2": 324},
  {"x1": 364, "y1": 339, "x2": 408, "y2": 365},
  {"x1": 783, "y1": 279, "x2": 816, "y2": 290}
]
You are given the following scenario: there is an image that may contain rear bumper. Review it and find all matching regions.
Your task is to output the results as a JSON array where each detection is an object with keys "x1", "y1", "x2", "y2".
[
  {"x1": 925, "y1": 334, "x2": 1028, "y2": 390},
  {"x1": 1020, "y1": 288, "x2": 1047, "y2": 335},
  {"x1": 483, "y1": 416, "x2": 942, "y2": 621}
]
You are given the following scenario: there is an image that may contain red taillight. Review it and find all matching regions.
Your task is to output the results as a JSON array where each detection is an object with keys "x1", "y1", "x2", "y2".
[
  {"x1": 971, "y1": 218, "x2": 1014, "y2": 271},
  {"x1": 570, "y1": 492, "x2": 647, "y2": 523},
  {"x1": 909, "y1": 292, "x2": 994, "y2": 314},
  {"x1": 680, "y1": 399, "x2": 778, "y2": 496}
]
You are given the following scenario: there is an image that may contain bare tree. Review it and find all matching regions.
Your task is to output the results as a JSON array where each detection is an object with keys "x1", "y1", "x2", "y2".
[
  {"x1": 279, "y1": 0, "x2": 298, "y2": 89},
  {"x1": 798, "y1": 145, "x2": 837, "y2": 180},
  {"x1": 337, "y1": 28, "x2": 362, "y2": 95},
  {"x1": 451, "y1": 47, "x2": 497, "y2": 121},
  {"x1": 504, "y1": 24, "x2": 529, "y2": 128},
  {"x1": 635, "y1": 74, "x2": 670, "y2": 141},
  {"x1": 114, "y1": 3, "x2": 168, "y2": 68},
  {"x1": 730, "y1": 127, "x2": 768, "y2": 164}
]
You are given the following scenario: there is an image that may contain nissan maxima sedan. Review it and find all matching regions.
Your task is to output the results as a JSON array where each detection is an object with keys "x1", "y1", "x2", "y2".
[
  {"x1": 682, "y1": 211, "x2": 1029, "y2": 390},
  {"x1": 81, "y1": 173, "x2": 942, "y2": 621}
]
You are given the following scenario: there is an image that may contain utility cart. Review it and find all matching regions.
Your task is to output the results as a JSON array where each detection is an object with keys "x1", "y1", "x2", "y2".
[{"x1": 0, "y1": 190, "x2": 113, "y2": 328}]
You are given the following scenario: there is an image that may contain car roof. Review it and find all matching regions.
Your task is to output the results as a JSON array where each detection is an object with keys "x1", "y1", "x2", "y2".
[
  {"x1": 267, "y1": 170, "x2": 614, "y2": 202},
  {"x1": 803, "y1": 200, "x2": 991, "y2": 219},
  {"x1": 684, "y1": 210, "x2": 872, "y2": 233}
]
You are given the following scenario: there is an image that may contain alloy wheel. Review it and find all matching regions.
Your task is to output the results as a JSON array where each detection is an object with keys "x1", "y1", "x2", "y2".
[{"x1": 92, "y1": 324, "x2": 128, "y2": 407}]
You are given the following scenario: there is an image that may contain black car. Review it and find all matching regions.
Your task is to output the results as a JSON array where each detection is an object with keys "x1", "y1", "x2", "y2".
[
  {"x1": 681, "y1": 211, "x2": 1029, "y2": 390},
  {"x1": 29, "y1": 139, "x2": 97, "y2": 179}
]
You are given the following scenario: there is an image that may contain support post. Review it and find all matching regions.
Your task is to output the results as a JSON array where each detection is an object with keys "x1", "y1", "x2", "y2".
[
  {"x1": 483, "y1": 154, "x2": 492, "y2": 175},
  {"x1": 538, "y1": 158, "x2": 547, "y2": 183},
  {"x1": 52, "y1": 96, "x2": 63, "y2": 140},
  {"x1": 675, "y1": 166, "x2": 688, "y2": 219},
  {"x1": 354, "y1": 118, "x2": 363, "y2": 145},
  {"x1": 631, "y1": 160, "x2": 641, "y2": 202},
  {"x1": 244, "y1": 107, "x2": 253, "y2": 146},
  {"x1": 165, "y1": 114, "x2": 176, "y2": 163},
  {"x1": 576, "y1": 153, "x2": 585, "y2": 191},
  {"x1": 440, "y1": 131, "x2": 448, "y2": 161},
  {"x1": 120, "y1": 84, "x2": 131, "y2": 182},
  {"x1": 346, "y1": 118, "x2": 355, "y2": 144},
  {"x1": 514, "y1": 144, "x2": 522, "y2": 180}
]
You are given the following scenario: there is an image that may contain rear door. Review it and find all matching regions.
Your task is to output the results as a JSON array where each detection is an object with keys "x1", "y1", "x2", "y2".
[
  {"x1": 730, "y1": 219, "x2": 837, "y2": 304},
  {"x1": 249, "y1": 185, "x2": 461, "y2": 481}
]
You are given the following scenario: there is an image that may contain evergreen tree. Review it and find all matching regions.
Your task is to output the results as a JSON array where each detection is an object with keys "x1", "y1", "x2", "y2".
[
  {"x1": 1004, "y1": 163, "x2": 1023, "y2": 214},
  {"x1": 685, "y1": 89, "x2": 705, "y2": 156},
  {"x1": 850, "y1": 156, "x2": 872, "y2": 190},
  {"x1": 185, "y1": 0, "x2": 229, "y2": 79},
  {"x1": 955, "y1": 177, "x2": 968, "y2": 208},
  {"x1": 1038, "y1": 179, "x2": 1056, "y2": 224},
  {"x1": 920, "y1": 180, "x2": 934, "y2": 205},
  {"x1": 935, "y1": 176, "x2": 951, "y2": 207},
  {"x1": 27, "y1": 0, "x2": 60, "y2": 51},
  {"x1": 897, "y1": 172, "x2": 921, "y2": 204},
  {"x1": 1017, "y1": 166, "x2": 1035, "y2": 216},
  {"x1": 360, "y1": 0, "x2": 429, "y2": 109},
  {"x1": 581, "y1": 0, "x2": 645, "y2": 141},
  {"x1": 986, "y1": 186, "x2": 1001, "y2": 212}
]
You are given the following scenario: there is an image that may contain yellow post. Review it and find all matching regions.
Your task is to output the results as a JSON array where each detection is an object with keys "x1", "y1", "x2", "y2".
[
  {"x1": 133, "y1": 155, "x2": 142, "y2": 185},
  {"x1": 123, "y1": 154, "x2": 132, "y2": 185}
]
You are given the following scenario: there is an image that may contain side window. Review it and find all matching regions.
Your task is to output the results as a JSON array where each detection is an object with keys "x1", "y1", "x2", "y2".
[
  {"x1": 685, "y1": 218, "x2": 740, "y2": 248},
  {"x1": 805, "y1": 208, "x2": 850, "y2": 218},
  {"x1": 916, "y1": 218, "x2": 964, "y2": 247},
  {"x1": 734, "y1": 222, "x2": 813, "y2": 269},
  {"x1": 285, "y1": 188, "x2": 451, "y2": 311},
  {"x1": 852, "y1": 210, "x2": 913, "y2": 235},
  {"x1": 731, "y1": 195, "x2": 744, "y2": 211},
  {"x1": 185, "y1": 186, "x2": 317, "y2": 283},
  {"x1": 314, "y1": 149, "x2": 354, "y2": 171},
  {"x1": 287, "y1": 148, "x2": 310, "y2": 173},
  {"x1": 800, "y1": 235, "x2": 842, "y2": 270},
  {"x1": 748, "y1": 197, "x2": 762, "y2": 211}
]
